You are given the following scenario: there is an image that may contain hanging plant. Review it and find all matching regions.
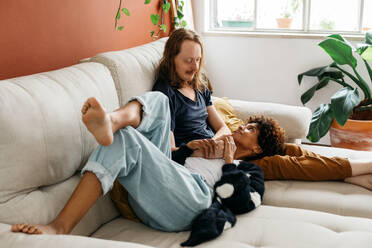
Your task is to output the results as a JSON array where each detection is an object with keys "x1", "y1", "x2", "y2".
[
  {"x1": 114, "y1": 0, "x2": 187, "y2": 39},
  {"x1": 173, "y1": 0, "x2": 187, "y2": 29}
]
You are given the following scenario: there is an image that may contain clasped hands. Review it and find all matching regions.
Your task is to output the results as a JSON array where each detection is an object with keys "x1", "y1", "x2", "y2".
[{"x1": 186, "y1": 134, "x2": 236, "y2": 163}]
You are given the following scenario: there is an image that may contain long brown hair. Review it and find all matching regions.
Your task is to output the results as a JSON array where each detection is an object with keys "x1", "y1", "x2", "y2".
[{"x1": 156, "y1": 28, "x2": 207, "y2": 91}]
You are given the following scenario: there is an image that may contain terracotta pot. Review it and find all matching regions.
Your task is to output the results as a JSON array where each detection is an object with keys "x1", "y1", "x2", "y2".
[
  {"x1": 276, "y1": 18, "x2": 292, "y2": 28},
  {"x1": 330, "y1": 119, "x2": 372, "y2": 151}
]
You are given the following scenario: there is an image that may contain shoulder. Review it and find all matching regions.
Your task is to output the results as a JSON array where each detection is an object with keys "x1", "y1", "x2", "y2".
[
  {"x1": 152, "y1": 77, "x2": 175, "y2": 97},
  {"x1": 198, "y1": 87, "x2": 212, "y2": 106}
]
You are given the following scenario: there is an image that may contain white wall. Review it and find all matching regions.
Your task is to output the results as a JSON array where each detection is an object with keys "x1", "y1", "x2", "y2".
[{"x1": 191, "y1": 0, "x2": 370, "y2": 145}]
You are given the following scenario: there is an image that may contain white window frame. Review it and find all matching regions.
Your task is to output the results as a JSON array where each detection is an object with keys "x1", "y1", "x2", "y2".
[{"x1": 207, "y1": 0, "x2": 366, "y2": 39}]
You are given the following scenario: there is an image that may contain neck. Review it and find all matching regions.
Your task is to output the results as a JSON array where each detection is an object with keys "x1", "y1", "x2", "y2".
[{"x1": 233, "y1": 145, "x2": 249, "y2": 160}]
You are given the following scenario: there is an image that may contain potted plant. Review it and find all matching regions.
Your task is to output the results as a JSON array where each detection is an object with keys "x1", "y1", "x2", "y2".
[
  {"x1": 276, "y1": 0, "x2": 300, "y2": 29},
  {"x1": 222, "y1": 10, "x2": 254, "y2": 28},
  {"x1": 298, "y1": 31, "x2": 372, "y2": 150}
]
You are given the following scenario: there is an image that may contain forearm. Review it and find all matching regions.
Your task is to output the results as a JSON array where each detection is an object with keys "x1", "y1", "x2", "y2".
[
  {"x1": 212, "y1": 126, "x2": 231, "y2": 140},
  {"x1": 172, "y1": 144, "x2": 193, "y2": 165}
]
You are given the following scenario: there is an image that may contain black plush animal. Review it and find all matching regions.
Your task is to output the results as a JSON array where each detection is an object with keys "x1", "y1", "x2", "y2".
[{"x1": 181, "y1": 162, "x2": 265, "y2": 247}]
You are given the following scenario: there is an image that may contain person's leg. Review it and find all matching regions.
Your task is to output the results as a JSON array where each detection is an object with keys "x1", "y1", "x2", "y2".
[
  {"x1": 254, "y1": 143, "x2": 372, "y2": 190},
  {"x1": 344, "y1": 159, "x2": 372, "y2": 190},
  {"x1": 11, "y1": 92, "x2": 171, "y2": 234},
  {"x1": 81, "y1": 97, "x2": 142, "y2": 146},
  {"x1": 12, "y1": 92, "x2": 210, "y2": 234},
  {"x1": 253, "y1": 144, "x2": 352, "y2": 180},
  {"x1": 11, "y1": 172, "x2": 103, "y2": 234},
  {"x1": 344, "y1": 174, "x2": 372, "y2": 190}
]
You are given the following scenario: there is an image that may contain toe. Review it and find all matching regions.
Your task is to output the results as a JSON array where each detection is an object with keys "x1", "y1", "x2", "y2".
[
  {"x1": 12, "y1": 224, "x2": 24, "y2": 232},
  {"x1": 22, "y1": 224, "x2": 31, "y2": 233},
  {"x1": 28, "y1": 226, "x2": 37, "y2": 234}
]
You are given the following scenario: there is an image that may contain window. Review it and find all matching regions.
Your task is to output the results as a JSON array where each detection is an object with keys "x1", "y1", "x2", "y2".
[{"x1": 210, "y1": 0, "x2": 372, "y2": 35}]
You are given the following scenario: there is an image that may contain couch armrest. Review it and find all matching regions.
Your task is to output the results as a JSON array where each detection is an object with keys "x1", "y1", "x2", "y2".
[
  {"x1": 0, "y1": 223, "x2": 153, "y2": 248},
  {"x1": 228, "y1": 99, "x2": 312, "y2": 143}
]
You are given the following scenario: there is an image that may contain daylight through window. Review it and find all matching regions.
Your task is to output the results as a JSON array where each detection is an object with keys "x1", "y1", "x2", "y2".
[{"x1": 210, "y1": 0, "x2": 372, "y2": 35}]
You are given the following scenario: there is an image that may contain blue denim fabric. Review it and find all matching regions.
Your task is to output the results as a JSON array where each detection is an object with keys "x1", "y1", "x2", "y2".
[{"x1": 81, "y1": 92, "x2": 212, "y2": 232}]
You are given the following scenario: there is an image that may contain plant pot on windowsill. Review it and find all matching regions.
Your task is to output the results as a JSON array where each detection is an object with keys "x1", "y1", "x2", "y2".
[
  {"x1": 222, "y1": 20, "x2": 254, "y2": 28},
  {"x1": 276, "y1": 18, "x2": 292, "y2": 28}
]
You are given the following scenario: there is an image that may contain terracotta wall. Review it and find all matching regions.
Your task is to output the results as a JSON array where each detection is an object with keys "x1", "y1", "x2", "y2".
[{"x1": 0, "y1": 0, "x2": 171, "y2": 80}]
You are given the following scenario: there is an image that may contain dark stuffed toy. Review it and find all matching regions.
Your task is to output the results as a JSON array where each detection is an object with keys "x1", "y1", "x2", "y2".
[{"x1": 181, "y1": 161, "x2": 265, "y2": 247}]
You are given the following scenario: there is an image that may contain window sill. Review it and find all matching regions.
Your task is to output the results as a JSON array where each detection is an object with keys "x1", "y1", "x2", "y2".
[{"x1": 202, "y1": 29, "x2": 365, "y2": 41}]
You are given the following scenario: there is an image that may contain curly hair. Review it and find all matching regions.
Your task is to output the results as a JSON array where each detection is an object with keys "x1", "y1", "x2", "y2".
[{"x1": 244, "y1": 115, "x2": 286, "y2": 161}]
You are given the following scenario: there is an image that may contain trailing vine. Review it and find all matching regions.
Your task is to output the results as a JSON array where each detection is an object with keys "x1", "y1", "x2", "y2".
[{"x1": 114, "y1": 0, "x2": 187, "y2": 39}]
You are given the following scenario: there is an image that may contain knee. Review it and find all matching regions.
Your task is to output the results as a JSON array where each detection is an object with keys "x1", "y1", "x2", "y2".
[{"x1": 152, "y1": 91, "x2": 169, "y2": 106}]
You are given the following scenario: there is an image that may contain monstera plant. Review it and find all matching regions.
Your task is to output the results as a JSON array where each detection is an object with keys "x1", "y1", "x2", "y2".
[{"x1": 298, "y1": 31, "x2": 372, "y2": 142}]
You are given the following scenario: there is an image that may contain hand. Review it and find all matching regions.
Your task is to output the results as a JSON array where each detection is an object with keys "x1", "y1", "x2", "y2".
[
  {"x1": 187, "y1": 139, "x2": 223, "y2": 159},
  {"x1": 214, "y1": 133, "x2": 233, "y2": 141},
  {"x1": 223, "y1": 135, "x2": 236, "y2": 164}
]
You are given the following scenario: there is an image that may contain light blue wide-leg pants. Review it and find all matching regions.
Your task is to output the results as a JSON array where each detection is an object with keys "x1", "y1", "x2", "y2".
[{"x1": 81, "y1": 92, "x2": 212, "y2": 232}]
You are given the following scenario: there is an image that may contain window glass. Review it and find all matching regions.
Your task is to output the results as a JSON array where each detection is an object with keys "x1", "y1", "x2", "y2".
[
  {"x1": 363, "y1": 0, "x2": 372, "y2": 32},
  {"x1": 309, "y1": 0, "x2": 361, "y2": 32},
  {"x1": 215, "y1": 0, "x2": 255, "y2": 29},
  {"x1": 256, "y1": 0, "x2": 303, "y2": 30}
]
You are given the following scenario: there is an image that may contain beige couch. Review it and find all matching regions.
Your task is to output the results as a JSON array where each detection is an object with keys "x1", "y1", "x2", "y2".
[{"x1": 1, "y1": 38, "x2": 372, "y2": 248}]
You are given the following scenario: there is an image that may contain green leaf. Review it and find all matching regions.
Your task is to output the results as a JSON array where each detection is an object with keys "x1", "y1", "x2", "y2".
[
  {"x1": 331, "y1": 87, "x2": 360, "y2": 126},
  {"x1": 364, "y1": 60, "x2": 372, "y2": 84},
  {"x1": 182, "y1": 20, "x2": 187, "y2": 27},
  {"x1": 117, "y1": 26, "x2": 124, "y2": 31},
  {"x1": 298, "y1": 65, "x2": 329, "y2": 85},
  {"x1": 122, "y1": 8, "x2": 130, "y2": 16},
  {"x1": 162, "y1": 2, "x2": 171, "y2": 13},
  {"x1": 116, "y1": 11, "x2": 121, "y2": 20},
  {"x1": 320, "y1": 69, "x2": 344, "y2": 80},
  {"x1": 351, "y1": 67, "x2": 371, "y2": 100},
  {"x1": 151, "y1": 14, "x2": 159, "y2": 25},
  {"x1": 301, "y1": 77, "x2": 330, "y2": 105},
  {"x1": 328, "y1": 34, "x2": 355, "y2": 51},
  {"x1": 319, "y1": 38, "x2": 357, "y2": 68},
  {"x1": 307, "y1": 104, "x2": 334, "y2": 142},
  {"x1": 144, "y1": 0, "x2": 151, "y2": 4},
  {"x1": 328, "y1": 34, "x2": 346, "y2": 42},
  {"x1": 150, "y1": 30, "x2": 155, "y2": 37},
  {"x1": 160, "y1": 24, "x2": 167, "y2": 32},
  {"x1": 356, "y1": 43, "x2": 370, "y2": 55},
  {"x1": 366, "y1": 31, "x2": 372, "y2": 45},
  {"x1": 361, "y1": 46, "x2": 372, "y2": 62},
  {"x1": 177, "y1": 10, "x2": 184, "y2": 19}
]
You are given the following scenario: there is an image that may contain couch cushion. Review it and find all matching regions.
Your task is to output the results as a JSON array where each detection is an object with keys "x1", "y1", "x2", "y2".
[
  {"x1": 90, "y1": 38, "x2": 167, "y2": 106},
  {"x1": 229, "y1": 99, "x2": 312, "y2": 143},
  {"x1": 92, "y1": 205, "x2": 372, "y2": 248},
  {"x1": 0, "y1": 223, "x2": 153, "y2": 248},
  {"x1": 0, "y1": 62, "x2": 120, "y2": 235},
  {"x1": 263, "y1": 144, "x2": 372, "y2": 219}
]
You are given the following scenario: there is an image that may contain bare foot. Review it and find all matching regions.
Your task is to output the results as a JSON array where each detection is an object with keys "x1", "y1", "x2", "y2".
[
  {"x1": 11, "y1": 223, "x2": 61, "y2": 235},
  {"x1": 345, "y1": 174, "x2": 372, "y2": 191},
  {"x1": 81, "y1": 97, "x2": 113, "y2": 146}
]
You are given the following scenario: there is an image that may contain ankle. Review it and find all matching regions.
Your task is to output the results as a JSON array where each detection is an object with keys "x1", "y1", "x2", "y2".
[
  {"x1": 109, "y1": 113, "x2": 119, "y2": 133},
  {"x1": 49, "y1": 219, "x2": 71, "y2": 234}
]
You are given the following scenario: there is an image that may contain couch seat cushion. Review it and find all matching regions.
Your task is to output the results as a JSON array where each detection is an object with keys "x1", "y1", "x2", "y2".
[
  {"x1": 92, "y1": 205, "x2": 372, "y2": 248},
  {"x1": 0, "y1": 223, "x2": 152, "y2": 248},
  {"x1": 263, "y1": 144, "x2": 372, "y2": 218}
]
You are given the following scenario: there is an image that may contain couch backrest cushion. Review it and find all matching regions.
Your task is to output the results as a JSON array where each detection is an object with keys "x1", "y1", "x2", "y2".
[
  {"x1": 90, "y1": 38, "x2": 167, "y2": 106},
  {"x1": 0, "y1": 62, "x2": 120, "y2": 235}
]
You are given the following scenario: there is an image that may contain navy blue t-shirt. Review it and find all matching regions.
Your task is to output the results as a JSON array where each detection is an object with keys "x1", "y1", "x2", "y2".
[{"x1": 152, "y1": 78, "x2": 215, "y2": 147}]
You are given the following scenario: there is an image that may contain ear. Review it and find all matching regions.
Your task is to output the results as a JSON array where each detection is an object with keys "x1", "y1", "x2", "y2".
[{"x1": 253, "y1": 145, "x2": 262, "y2": 155}]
